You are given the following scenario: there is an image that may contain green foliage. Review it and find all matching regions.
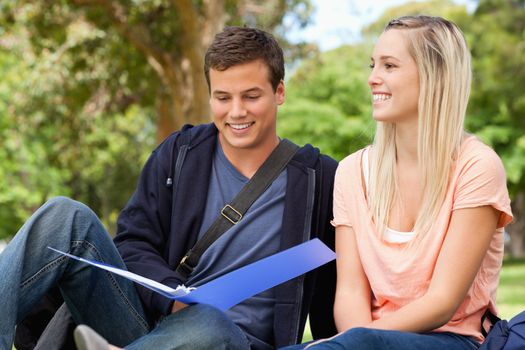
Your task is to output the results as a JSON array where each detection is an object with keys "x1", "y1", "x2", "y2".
[
  {"x1": 279, "y1": 44, "x2": 375, "y2": 160},
  {"x1": 498, "y1": 258, "x2": 525, "y2": 319},
  {"x1": 464, "y1": 0, "x2": 525, "y2": 196},
  {"x1": 0, "y1": 48, "x2": 63, "y2": 239},
  {"x1": 279, "y1": 98, "x2": 371, "y2": 161},
  {"x1": 0, "y1": 35, "x2": 156, "y2": 239}
]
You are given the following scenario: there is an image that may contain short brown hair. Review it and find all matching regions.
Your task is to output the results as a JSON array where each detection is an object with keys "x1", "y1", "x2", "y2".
[{"x1": 204, "y1": 26, "x2": 285, "y2": 92}]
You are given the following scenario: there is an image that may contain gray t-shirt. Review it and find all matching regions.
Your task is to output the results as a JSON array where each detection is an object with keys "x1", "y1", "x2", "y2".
[{"x1": 186, "y1": 140, "x2": 287, "y2": 350}]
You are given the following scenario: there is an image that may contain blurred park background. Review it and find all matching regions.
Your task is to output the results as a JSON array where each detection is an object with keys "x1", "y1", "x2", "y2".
[{"x1": 0, "y1": 0, "x2": 524, "y2": 319}]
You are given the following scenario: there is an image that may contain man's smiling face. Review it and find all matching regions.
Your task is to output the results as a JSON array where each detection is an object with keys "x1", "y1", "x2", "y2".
[{"x1": 209, "y1": 59, "x2": 284, "y2": 156}]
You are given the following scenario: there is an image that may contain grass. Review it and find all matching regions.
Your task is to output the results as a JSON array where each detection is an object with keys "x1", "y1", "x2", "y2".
[
  {"x1": 302, "y1": 258, "x2": 525, "y2": 342},
  {"x1": 496, "y1": 258, "x2": 525, "y2": 319}
]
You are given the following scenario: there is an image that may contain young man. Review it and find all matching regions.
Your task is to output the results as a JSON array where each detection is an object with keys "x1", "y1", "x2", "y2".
[{"x1": 1, "y1": 26, "x2": 337, "y2": 350}]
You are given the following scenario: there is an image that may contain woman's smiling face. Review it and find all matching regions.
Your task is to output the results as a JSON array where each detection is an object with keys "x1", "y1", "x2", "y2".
[{"x1": 368, "y1": 29, "x2": 420, "y2": 125}]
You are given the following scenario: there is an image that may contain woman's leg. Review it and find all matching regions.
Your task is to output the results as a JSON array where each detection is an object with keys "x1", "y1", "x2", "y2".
[
  {"x1": 280, "y1": 341, "x2": 313, "y2": 349},
  {"x1": 0, "y1": 197, "x2": 149, "y2": 348},
  {"x1": 304, "y1": 327, "x2": 479, "y2": 350}
]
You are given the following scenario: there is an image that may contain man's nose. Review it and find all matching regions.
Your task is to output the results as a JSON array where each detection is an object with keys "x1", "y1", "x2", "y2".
[{"x1": 230, "y1": 98, "x2": 247, "y2": 118}]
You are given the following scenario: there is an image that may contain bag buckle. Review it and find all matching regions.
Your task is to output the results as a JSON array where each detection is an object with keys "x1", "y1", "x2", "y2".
[
  {"x1": 177, "y1": 254, "x2": 194, "y2": 276},
  {"x1": 221, "y1": 205, "x2": 242, "y2": 224}
]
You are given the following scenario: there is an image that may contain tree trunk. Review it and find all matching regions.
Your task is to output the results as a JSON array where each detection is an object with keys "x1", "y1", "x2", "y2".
[
  {"x1": 508, "y1": 191, "x2": 525, "y2": 258},
  {"x1": 169, "y1": 0, "x2": 215, "y2": 133},
  {"x1": 74, "y1": 0, "x2": 222, "y2": 140},
  {"x1": 155, "y1": 54, "x2": 204, "y2": 143},
  {"x1": 156, "y1": 90, "x2": 178, "y2": 143}
]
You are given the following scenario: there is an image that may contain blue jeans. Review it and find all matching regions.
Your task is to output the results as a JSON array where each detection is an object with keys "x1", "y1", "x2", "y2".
[
  {"x1": 126, "y1": 304, "x2": 250, "y2": 350},
  {"x1": 281, "y1": 328, "x2": 480, "y2": 350},
  {"x1": 0, "y1": 197, "x2": 250, "y2": 350}
]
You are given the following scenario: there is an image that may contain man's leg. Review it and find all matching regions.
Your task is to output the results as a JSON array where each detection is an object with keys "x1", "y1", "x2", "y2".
[
  {"x1": 301, "y1": 327, "x2": 479, "y2": 350},
  {"x1": 0, "y1": 197, "x2": 149, "y2": 348},
  {"x1": 126, "y1": 304, "x2": 250, "y2": 350}
]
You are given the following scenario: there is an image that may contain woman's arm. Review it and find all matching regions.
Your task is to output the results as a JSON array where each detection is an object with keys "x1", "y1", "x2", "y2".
[
  {"x1": 334, "y1": 225, "x2": 373, "y2": 331},
  {"x1": 367, "y1": 205, "x2": 499, "y2": 332}
]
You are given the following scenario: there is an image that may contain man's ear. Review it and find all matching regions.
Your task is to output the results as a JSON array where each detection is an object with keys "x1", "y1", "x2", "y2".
[{"x1": 276, "y1": 80, "x2": 285, "y2": 105}]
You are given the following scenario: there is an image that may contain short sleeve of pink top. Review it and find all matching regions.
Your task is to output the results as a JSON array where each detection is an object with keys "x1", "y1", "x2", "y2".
[{"x1": 332, "y1": 136, "x2": 513, "y2": 342}]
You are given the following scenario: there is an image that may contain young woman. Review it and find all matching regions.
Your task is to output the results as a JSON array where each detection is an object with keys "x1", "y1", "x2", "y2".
[{"x1": 284, "y1": 15, "x2": 512, "y2": 350}]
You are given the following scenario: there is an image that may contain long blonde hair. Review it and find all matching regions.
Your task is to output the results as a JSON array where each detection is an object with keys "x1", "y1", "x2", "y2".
[{"x1": 368, "y1": 15, "x2": 472, "y2": 236}]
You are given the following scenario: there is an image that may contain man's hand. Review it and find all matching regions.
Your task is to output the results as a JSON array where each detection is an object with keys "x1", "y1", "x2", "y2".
[{"x1": 171, "y1": 300, "x2": 189, "y2": 313}]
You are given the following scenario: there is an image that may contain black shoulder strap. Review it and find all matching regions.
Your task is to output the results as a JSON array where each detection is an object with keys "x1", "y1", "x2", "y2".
[
  {"x1": 174, "y1": 139, "x2": 300, "y2": 282},
  {"x1": 481, "y1": 308, "x2": 501, "y2": 337}
]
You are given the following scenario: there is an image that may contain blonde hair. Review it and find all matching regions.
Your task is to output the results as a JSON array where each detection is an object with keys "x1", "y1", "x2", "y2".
[{"x1": 368, "y1": 15, "x2": 472, "y2": 236}]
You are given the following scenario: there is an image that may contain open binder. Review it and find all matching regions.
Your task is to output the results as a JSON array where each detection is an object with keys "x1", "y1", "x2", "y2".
[{"x1": 48, "y1": 238, "x2": 335, "y2": 311}]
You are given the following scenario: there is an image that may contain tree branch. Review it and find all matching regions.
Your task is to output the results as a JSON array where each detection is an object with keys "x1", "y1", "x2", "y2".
[
  {"x1": 203, "y1": 0, "x2": 226, "y2": 47},
  {"x1": 73, "y1": 0, "x2": 176, "y2": 84},
  {"x1": 171, "y1": 0, "x2": 204, "y2": 63}
]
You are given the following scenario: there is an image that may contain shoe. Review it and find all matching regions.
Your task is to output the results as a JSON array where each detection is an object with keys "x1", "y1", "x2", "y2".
[{"x1": 74, "y1": 325, "x2": 109, "y2": 350}]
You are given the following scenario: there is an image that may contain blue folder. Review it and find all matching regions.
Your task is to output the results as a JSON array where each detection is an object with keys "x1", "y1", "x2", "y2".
[{"x1": 49, "y1": 238, "x2": 335, "y2": 311}]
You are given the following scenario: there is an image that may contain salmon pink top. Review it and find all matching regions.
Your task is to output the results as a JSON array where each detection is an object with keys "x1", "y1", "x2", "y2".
[{"x1": 332, "y1": 136, "x2": 513, "y2": 342}]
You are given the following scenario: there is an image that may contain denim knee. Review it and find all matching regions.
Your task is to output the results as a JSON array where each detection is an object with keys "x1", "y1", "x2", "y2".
[
  {"x1": 43, "y1": 196, "x2": 94, "y2": 221},
  {"x1": 191, "y1": 304, "x2": 249, "y2": 349},
  {"x1": 19, "y1": 196, "x2": 110, "y2": 256},
  {"x1": 335, "y1": 327, "x2": 383, "y2": 347},
  {"x1": 40, "y1": 197, "x2": 100, "y2": 237},
  {"x1": 345, "y1": 327, "x2": 376, "y2": 338},
  {"x1": 152, "y1": 304, "x2": 250, "y2": 350}
]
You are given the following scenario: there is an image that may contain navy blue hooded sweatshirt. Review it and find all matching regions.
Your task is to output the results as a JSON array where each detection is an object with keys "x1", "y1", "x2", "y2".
[{"x1": 114, "y1": 123, "x2": 337, "y2": 347}]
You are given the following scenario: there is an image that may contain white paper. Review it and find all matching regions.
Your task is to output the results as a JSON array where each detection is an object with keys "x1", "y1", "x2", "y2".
[{"x1": 47, "y1": 247, "x2": 193, "y2": 298}]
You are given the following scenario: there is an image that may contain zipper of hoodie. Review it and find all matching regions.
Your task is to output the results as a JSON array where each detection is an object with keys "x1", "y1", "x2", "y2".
[
  {"x1": 291, "y1": 167, "x2": 316, "y2": 343},
  {"x1": 173, "y1": 144, "x2": 189, "y2": 192}
]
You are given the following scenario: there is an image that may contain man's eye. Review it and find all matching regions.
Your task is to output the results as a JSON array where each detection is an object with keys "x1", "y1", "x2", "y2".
[
  {"x1": 217, "y1": 96, "x2": 230, "y2": 101},
  {"x1": 245, "y1": 95, "x2": 260, "y2": 100}
]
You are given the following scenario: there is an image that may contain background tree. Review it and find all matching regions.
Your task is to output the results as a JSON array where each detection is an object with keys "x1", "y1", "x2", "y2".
[
  {"x1": 1, "y1": 0, "x2": 314, "y2": 142},
  {"x1": 0, "y1": 0, "x2": 313, "y2": 240},
  {"x1": 465, "y1": 0, "x2": 525, "y2": 256},
  {"x1": 2, "y1": 0, "x2": 524, "y2": 258}
]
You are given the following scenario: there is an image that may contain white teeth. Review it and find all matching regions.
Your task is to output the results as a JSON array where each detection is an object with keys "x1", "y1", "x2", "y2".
[
  {"x1": 229, "y1": 122, "x2": 253, "y2": 130},
  {"x1": 373, "y1": 94, "x2": 391, "y2": 102}
]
